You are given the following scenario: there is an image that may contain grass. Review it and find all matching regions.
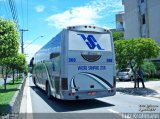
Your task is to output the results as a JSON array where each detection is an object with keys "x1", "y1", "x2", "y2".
[{"x1": 0, "y1": 78, "x2": 22, "y2": 113}]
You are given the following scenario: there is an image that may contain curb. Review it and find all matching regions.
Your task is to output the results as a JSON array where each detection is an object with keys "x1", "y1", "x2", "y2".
[{"x1": 1, "y1": 77, "x2": 27, "y2": 118}]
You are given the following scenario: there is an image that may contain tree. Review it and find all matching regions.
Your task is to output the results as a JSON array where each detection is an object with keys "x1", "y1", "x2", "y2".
[
  {"x1": 112, "y1": 32, "x2": 124, "y2": 41},
  {"x1": 0, "y1": 54, "x2": 27, "y2": 89},
  {"x1": 12, "y1": 53, "x2": 26, "y2": 79},
  {"x1": 0, "y1": 18, "x2": 19, "y2": 58},
  {"x1": 114, "y1": 38, "x2": 160, "y2": 87},
  {"x1": 10, "y1": 53, "x2": 26, "y2": 83},
  {"x1": 142, "y1": 61, "x2": 156, "y2": 78},
  {"x1": 0, "y1": 18, "x2": 19, "y2": 89},
  {"x1": 0, "y1": 57, "x2": 13, "y2": 90}
]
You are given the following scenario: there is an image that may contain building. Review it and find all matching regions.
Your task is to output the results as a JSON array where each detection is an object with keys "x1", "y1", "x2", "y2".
[
  {"x1": 122, "y1": 0, "x2": 160, "y2": 45},
  {"x1": 116, "y1": 11, "x2": 125, "y2": 32},
  {"x1": 109, "y1": 12, "x2": 124, "y2": 40}
]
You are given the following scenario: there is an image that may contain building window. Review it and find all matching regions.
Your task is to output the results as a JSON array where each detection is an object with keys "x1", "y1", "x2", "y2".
[
  {"x1": 141, "y1": 14, "x2": 146, "y2": 24},
  {"x1": 116, "y1": 22, "x2": 124, "y2": 31},
  {"x1": 141, "y1": 0, "x2": 144, "y2": 3},
  {"x1": 120, "y1": 22, "x2": 123, "y2": 26}
]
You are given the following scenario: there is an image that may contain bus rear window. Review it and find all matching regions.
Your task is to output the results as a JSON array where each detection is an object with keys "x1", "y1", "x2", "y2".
[{"x1": 68, "y1": 31, "x2": 112, "y2": 51}]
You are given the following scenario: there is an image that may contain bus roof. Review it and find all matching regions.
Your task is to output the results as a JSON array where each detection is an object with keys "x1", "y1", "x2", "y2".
[{"x1": 66, "y1": 25, "x2": 110, "y2": 33}]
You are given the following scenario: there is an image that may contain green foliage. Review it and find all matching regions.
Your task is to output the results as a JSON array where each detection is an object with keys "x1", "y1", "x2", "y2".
[
  {"x1": 154, "y1": 61, "x2": 160, "y2": 71},
  {"x1": 114, "y1": 38, "x2": 160, "y2": 70},
  {"x1": 0, "y1": 18, "x2": 27, "y2": 89},
  {"x1": 11, "y1": 53, "x2": 26, "y2": 70},
  {"x1": 0, "y1": 18, "x2": 19, "y2": 58},
  {"x1": 112, "y1": 32, "x2": 124, "y2": 41},
  {"x1": 142, "y1": 61, "x2": 156, "y2": 77},
  {"x1": 0, "y1": 54, "x2": 27, "y2": 89},
  {"x1": 0, "y1": 78, "x2": 22, "y2": 113}
]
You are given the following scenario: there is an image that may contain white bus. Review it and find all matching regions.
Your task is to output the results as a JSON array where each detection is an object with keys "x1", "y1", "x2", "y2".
[{"x1": 32, "y1": 25, "x2": 116, "y2": 100}]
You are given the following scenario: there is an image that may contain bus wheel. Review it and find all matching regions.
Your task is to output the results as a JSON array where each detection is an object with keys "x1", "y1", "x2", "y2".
[{"x1": 46, "y1": 82, "x2": 52, "y2": 99}]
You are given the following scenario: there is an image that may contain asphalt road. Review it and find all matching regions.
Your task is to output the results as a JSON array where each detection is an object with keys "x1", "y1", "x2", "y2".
[{"x1": 27, "y1": 77, "x2": 160, "y2": 119}]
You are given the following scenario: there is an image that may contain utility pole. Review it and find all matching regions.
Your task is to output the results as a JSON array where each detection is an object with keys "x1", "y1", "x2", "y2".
[{"x1": 20, "y1": 29, "x2": 28, "y2": 54}]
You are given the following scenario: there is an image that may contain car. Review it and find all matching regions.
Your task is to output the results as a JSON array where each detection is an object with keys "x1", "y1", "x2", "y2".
[{"x1": 118, "y1": 68, "x2": 134, "y2": 81}]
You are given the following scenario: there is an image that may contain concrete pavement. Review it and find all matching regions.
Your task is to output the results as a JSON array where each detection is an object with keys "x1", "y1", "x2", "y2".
[
  {"x1": 19, "y1": 77, "x2": 160, "y2": 119},
  {"x1": 116, "y1": 80, "x2": 160, "y2": 98},
  {"x1": 19, "y1": 77, "x2": 160, "y2": 113}
]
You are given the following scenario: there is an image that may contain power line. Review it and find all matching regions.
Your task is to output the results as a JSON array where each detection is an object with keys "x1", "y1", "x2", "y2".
[
  {"x1": 24, "y1": 36, "x2": 44, "y2": 49},
  {"x1": 3, "y1": 1, "x2": 11, "y2": 19},
  {"x1": 8, "y1": 0, "x2": 20, "y2": 31},
  {"x1": 26, "y1": 0, "x2": 29, "y2": 44},
  {"x1": 21, "y1": 0, "x2": 24, "y2": 28}
]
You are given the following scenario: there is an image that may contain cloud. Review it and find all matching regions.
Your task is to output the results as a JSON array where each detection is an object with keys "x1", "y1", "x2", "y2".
[
  {"x1": 35, "y1": 5, "x2": 45, "y2": 13},
  {"x1": 24, "y1": 44, "x2": 42, "y2": 63},
  {"x1": 46, "y1": 6, "x2": 101, "y2": 29},
  {"x1": 45, "y1": 0, "x2": 124, "y2": 29}
]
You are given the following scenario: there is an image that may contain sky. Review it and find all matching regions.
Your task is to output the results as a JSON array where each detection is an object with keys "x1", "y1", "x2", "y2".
[{"x1": 0, "y1": 0, "x2": 124, "y2": 63}]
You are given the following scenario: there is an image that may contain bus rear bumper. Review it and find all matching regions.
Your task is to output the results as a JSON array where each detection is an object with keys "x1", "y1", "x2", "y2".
[{"x1": 60, "y1": 88, "x2": 116, "y2": 100}]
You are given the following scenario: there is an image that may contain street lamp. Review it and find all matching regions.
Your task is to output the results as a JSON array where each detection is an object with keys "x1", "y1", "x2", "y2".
[{"x1": 24, "y1": 35, "x2": 44, "y2": 49}]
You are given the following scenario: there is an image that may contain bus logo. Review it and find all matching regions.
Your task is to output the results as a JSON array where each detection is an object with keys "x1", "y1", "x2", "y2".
[{"x1": 77, "y1": 34, "x2": 104, "y2": 50}]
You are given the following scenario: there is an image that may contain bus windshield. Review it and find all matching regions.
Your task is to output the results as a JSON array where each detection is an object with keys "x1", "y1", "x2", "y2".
[{"x1": 68, "y1": 31, "x2": 112, "y2": 52}]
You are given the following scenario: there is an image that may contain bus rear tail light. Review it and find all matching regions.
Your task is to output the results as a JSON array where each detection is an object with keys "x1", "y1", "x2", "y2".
[{"x1": 68, "y1": 90, "x2": 75, "y2": 96}]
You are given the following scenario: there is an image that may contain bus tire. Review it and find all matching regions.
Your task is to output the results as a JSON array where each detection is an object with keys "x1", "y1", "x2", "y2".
[{"x1": 46, "y1": 82, "x2": 52, "y2": 99}]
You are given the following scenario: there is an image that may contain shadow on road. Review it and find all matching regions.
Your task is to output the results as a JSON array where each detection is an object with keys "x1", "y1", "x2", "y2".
[
  {"x1": 117, "y1": 87, "x2": 159, "y2": 96},
  {"x1": 30, "y1": 86, "x2": 115, "y2": 112}
]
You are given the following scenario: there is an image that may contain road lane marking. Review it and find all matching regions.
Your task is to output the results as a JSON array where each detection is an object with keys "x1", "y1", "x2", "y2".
[
  {"x1": 27, "y1": 78, "x2": 32, "y2": 113},
  {"x1": 27, "y1": 77, "x2": 33, "y2": 119},
  {"x1": 107, "y1": 109, "x2": 119, "y2": 113},
  {"x1": 107, "y1": 109, "x2": 124, "y2": 119}
]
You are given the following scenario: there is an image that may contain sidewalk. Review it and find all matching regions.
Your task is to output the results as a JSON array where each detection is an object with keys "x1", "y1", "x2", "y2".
[
  {"x1": 19, "y1": 76, "x2": 33, "y2": 119},
  {"x1": 116, "y1": 80, "x2": 160, "y2": 98}
]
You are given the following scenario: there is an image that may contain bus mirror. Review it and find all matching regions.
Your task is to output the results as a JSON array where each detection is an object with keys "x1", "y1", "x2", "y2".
[
  {"x1": 50, "y1": 52, "x2": 60, "y2": 59},
  {"x1": 29, "y1": 57, "x2": 34, "y2": 67}
]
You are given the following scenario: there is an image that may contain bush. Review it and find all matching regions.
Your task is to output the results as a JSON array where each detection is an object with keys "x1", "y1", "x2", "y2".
[{"x1": 142, "y1": 61, "x2": 156, "y2": 78}]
